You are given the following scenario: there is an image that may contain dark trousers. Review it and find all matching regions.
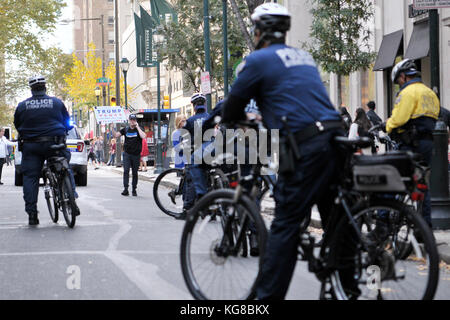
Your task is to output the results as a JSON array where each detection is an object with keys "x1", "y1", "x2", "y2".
[
  {"x1": 183, "y1": 165, "x2": 197, "y2": 210},
  {"x1": 400, "y1": 139, "x2": 433, "y2": 227},
  {"x1": 256, "y1": 131, "x2": 339, "y2": 300},
  {"x1": 123, "y1": 152, "x2": 140, "y2": 190},
  {"x1": 0, "y1": 158, "x2": 5, "y2": 181},
  {"x1": 22, "y1": 142, "x2": 76, "y2": 215}
]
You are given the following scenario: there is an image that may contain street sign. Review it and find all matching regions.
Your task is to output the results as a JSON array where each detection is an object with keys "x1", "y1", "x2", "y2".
[
  {"x1": 201, "y1": 71, "x2": 211, "y2": 95},
  {"x1": 413, "y1": 0, "x2": 450, "y2": 9},
  {"x1": 96, "y1": 77, "x2": 112, "y2": 87}
]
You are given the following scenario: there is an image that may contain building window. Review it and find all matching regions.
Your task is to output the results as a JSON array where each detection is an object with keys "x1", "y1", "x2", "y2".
[
  {"x1": 108, "y1": 31, "x2": 114, "y2": 44},
  {"x1": 108, "y1": 16, "x2": 114, "y2": 25},
  {"x1": 360, "y1": 67, "x2": 376, "y2": 109},
  {"x1": 109, "y1": 52, "x2": 115, "y2": 61}
]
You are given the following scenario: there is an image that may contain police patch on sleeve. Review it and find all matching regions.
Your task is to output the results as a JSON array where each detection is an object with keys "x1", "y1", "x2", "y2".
[
  {"x1": 395, "y1": 95, "x2": 402, "y2": 105},
  {"x1": 235, "y1": 61, "x2": 246, "y2": 78}
]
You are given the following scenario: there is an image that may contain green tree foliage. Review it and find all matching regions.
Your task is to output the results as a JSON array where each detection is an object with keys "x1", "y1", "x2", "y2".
[
  {"x1": 305, "y1": 0, "x2": 376, "y2": 107},
  {"x1": 159, "y1": 0, "x2": 249, "y2": 93},
  {"x1": 0, "y1": 0, "x2": 66, "y2": 102}
]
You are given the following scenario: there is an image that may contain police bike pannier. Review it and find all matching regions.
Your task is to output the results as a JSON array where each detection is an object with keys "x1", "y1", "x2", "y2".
[{"x1": 352, "y1": 151, "x2": 417, "y2": 192}]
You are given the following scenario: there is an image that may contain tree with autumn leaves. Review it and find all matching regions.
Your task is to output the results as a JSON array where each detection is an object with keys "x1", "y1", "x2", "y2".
[{"x1": 63, "y1": 43, "x2": 135, "y2": 125}]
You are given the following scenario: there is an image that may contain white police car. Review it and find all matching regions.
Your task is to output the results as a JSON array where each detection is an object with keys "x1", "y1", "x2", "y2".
[{"x1": 14, "y1": 127, "x2": 89, "y2": 186}]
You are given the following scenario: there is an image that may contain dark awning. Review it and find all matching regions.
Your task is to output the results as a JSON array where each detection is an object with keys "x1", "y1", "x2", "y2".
[
  {"x1": 373, "y1": 30, "x2": 403, "y2": 71},
  {"x1": 405, "y1": 22, "x2": 429, "y2": 60}
]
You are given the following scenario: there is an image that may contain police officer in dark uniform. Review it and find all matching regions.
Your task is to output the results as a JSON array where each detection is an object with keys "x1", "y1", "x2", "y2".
[
  {"x1": 221, "y1": 3, "x2": 351, "y2": 299},
  {"x1": 14, "y1": 75, "x2": 77, "y2": 226},
  {"x1": 177, "y1": 93, "x2": 210, "y2": 220}
]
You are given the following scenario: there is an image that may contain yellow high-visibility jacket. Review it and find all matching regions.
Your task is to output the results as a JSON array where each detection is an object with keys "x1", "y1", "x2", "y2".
[{"x1": 386, "y1": 81, "x2": 440, "y2": 133}]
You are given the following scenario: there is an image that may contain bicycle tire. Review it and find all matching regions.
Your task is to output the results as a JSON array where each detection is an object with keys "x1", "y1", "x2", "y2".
[
  {"x1": 180, "y1": 189, "x2": 268, "y2": 300},
  {"x1": 153, "y1": 168, "x2": 185, "y2": 217},
  {"x1": 44, "y1": 171, "x2": 58, "y2": 223},
  {"x1": 329, "y1": 198, "x2": 439, "y2": 300},
  {"x1": 60, "y1": 173, "x2": 77, "y2": 228}
]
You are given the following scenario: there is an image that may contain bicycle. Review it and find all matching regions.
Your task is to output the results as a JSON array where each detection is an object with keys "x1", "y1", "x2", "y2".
[
  {"x1": 42, "y1": 143, "x2": 79, "y2": 228},
  {"x1": 153, "y1": 159, "x2": 240, "y2": 218},
  {"x1": 180, "y1": 122, "x2": 439, "y2": 300}
]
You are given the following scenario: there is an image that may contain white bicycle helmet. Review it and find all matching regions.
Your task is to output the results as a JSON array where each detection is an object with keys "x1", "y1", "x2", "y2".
[
  {"x1": 251, "y1": 3, "x2": 291, "y2": 22},
  {"x1": 191, "y1": 93, "x2": 206, "y2": 106},
  {"x1": 391, "y1": 59, "x2": 420, "y2": 84},
  {"x1": 251, "y1": 3, "x2": 291, "y2": 49},
  {"x1": 28, "y1": 75, "x2": 46, "y2": 88}
]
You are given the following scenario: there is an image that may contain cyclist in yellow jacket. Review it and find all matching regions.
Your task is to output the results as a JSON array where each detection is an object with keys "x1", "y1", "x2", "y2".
[{"x1": 385, "y1": 59, "x2": 440, "y2": 227}]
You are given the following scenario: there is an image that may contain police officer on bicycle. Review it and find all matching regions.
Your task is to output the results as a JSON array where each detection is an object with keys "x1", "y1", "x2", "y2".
[
  {"x1": 177, "y1": 93, "x2": 211, "y2": 220},
  {"x1": 383, "y1": 59, "x2": 440, "y2": 227},
  {"x1": 221, "y1": 3, "x2": 356, "y2": 299},
  {"x1": 14, "y1": 75, "x2": 78, "y2": 226}
]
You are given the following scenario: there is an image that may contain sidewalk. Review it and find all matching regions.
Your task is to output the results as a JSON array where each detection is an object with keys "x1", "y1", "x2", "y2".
[{"x1": 100, "y1": 164, "x2": 450, "y2": 264}]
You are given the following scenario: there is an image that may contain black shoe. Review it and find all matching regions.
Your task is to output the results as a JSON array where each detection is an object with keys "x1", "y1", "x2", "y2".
[
  {"x1": 28, "y1": 213, "x2": 39, "y2": 226},
  {"x1": 132, "y1": 190, "x2": 137, "y2": 197},
  {"x1": 121, "y1": 189, "x2": 129, "y2": 196},
  {"x1": 250, "y1": 234, "x2": 260, "y2": 257},
  {"x1": 0, "y1": 182, "x2": 3, "y2": 185}
]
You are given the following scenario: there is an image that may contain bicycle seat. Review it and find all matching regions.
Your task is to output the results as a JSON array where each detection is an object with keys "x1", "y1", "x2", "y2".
[
  {"x1": 50, "y1": 144, "x2": 66, "y2": 151},
  {"x1": 334, "y1": 136, "x2": 372, "y2": 149}
]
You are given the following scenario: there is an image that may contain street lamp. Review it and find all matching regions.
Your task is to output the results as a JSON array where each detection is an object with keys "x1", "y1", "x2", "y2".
[
  {"x1": 153, "y1": 31, "x2": 165, "y2": 174},
  {"x1": 95, "y1": 86, "x2": 101, "y2": 137},
  {"x1": 120, "y1": 57, "x2": 130, "y2": 110}
]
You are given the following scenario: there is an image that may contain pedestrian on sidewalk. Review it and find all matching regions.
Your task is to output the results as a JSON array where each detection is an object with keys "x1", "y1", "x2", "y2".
[
  {"x1": 0, "y1": 127, "x2": 17, "y2": 185},
  {"x1": 139, "y1": 137, "x2": 149, "y2": 172},
  {"x1": 348, "y1": 107, "x2": 374, "y2": 154},
  {"x1": 107, "y1": 138, "x2": 116, "y2": 166},
  {"x1": 366, "y1": 101, "x2": 382, "y2": 126},
  {"x1": 87, "y1": 138, "x2": 99, "y2": 170},
  {"x1": 172, "y1": 115, "x2": 187, "y2": 170},
  {"x1": 113, "y1": 114, "x2": 146, "y2": 196},
  {"x1": 95, "y1": 136, "x2": 105, "y2": 165}
]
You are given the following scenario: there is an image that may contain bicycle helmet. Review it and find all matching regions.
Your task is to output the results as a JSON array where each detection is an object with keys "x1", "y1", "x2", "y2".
[
  {"x1": 28, "y1": 75, "x2": 46, "y2": 88},
  {"x1": 191, "y1": 93, "x2": 206, "y2": 106},
  {"x1": 251, "y1": 3, "x2": 291, "y2": 49},
  {"x1": 391, "y1": 59, "x2": 420, "y2": 84}
]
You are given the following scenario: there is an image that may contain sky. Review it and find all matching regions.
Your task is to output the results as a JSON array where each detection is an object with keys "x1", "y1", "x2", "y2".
[{"x1": 46, "y1": 0, "x2": 74, "y2": 53}]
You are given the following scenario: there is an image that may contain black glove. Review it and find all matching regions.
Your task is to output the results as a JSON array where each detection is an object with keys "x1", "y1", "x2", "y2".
[{"x1": 380, "y1": 122, "x2": 387, "y2": 133}]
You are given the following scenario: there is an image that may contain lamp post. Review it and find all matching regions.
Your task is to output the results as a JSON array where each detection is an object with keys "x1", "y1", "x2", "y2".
[
  {"x1": 120, "y1": 57, "x2": 130, "y2": 110},
  {"x1": 153, "y1": 31, "x2": 165, "y2": 174},
  {"x1": 94, "y1": 86, "x2": 101, "y2": 137},
  {"x1": 203, "y1": 0, "x2": 212, "y2": 112},
  {"x1": 222, "y1": 0, "x2": 229, "y2": 97}
]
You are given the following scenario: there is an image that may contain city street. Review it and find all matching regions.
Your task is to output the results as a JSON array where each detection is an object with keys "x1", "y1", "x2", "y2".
[
  {"x1": 0, "y1": 165, "x2": 324, "y2": 300},
  {"x1": 0, "y1": 164, "x2": 450, "y2": 300}
]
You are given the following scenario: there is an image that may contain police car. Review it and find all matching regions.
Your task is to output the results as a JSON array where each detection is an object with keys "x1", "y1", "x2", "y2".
[{"x1": 14, "y1": 127, "x2": 89, "y2": 186}]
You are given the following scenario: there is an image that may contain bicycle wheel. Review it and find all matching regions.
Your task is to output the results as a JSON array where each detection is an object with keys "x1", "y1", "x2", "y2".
[
  {"x1": 60, "y1": 173, "x2": 77, "y2": 228},
  {"x1": 180, "y1": 189, "x2": 268, "y2": 300},
  {"x1": 329, "y1": 199, "x2": 439, "y2": 300},
  {"x1": 153, "y1": 168, "x2": 185, "y2": 217},
  {"x1": 44, "y1": 171, "x2": 58, "y2": 223}
]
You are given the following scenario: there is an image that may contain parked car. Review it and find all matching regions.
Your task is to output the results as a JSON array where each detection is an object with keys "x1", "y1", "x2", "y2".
[{"x1": 14, "y1": 127, "x2": 89, "y2": 186}]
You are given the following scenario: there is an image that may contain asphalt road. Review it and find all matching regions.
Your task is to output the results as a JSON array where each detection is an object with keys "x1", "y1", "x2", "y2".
[{"x1": 0, "y1": 164, "x2": 449, "y2": 300}]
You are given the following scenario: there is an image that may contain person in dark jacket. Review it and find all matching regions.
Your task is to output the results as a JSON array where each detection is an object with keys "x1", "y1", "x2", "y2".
[{"x1": 366, "y1": 101, "x2": 382, "y2": 126}]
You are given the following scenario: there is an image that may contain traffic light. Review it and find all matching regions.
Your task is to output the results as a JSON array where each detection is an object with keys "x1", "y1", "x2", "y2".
[{"x1": 163, "y1": 95, "x2": 170, "y2": 109}]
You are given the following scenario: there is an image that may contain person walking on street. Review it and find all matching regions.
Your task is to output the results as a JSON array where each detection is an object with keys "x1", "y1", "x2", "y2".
[
  {"x1": 87, "y1": 138, "x2": 99, "y2": 170},
  {"x1": 340, "y1": 106, "x2": 352, "y2": 135},
  {"x1": 366, "y1": 101, "x2": 382, "y2": 126},
  {"x1": 14, "y1": 75, "x2": 78, "y2": 225},
  {"x1": 107, "y1": 138, "x2": 116, "y2": 166},
  {"x1": 0, "y1": 127, "x2": 17, "y2": 185},
  {"x1": 139, "y1": 138, "x2": 149, "y2": 172},
  {"x1": 113, "y1": 114, "x2": 146, "y2": 196},
  {"x1": 383, "y1": 59, "x2": 440, "y2": 227}
]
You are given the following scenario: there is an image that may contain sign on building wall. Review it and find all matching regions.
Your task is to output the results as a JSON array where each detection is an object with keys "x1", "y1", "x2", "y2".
[
  {"x1": 201, "y1": 72, "x2": 212, "y2": 95},
  {"x1": 414, "y1": 0, "x2": 450, "y2": 9}
]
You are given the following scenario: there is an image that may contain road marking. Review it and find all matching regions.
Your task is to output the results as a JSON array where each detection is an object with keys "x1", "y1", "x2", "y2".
[{"x1": 0, "y1": 250, "x2": 180, "y2": 257}]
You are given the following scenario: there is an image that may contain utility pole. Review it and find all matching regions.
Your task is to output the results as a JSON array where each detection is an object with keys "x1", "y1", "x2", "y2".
[
  {"x1": 203, "y1": 0, "x2": 212, "y2": 112},
  {"x1": 114, "y1": 0, "x2": 123, "y2": 167},
  {"x1": 100, "y1": 14, "x2": 106, "y2": 106}
]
